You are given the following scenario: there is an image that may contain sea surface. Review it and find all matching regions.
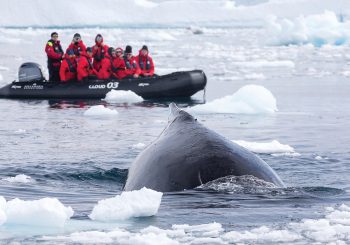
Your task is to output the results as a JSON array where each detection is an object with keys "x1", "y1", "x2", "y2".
[{"x1": 0, "y1": 25, "x2": 350, "y2": 244}]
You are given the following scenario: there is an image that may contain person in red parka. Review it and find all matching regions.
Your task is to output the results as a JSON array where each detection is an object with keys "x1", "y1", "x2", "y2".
[
  {"x1": 66, "y1": 33, "x2": 86, "y2": 57},
  {"x1": 60, "y1": 49, "x2": 77, "y2": 82},
  {"x1": 92, "y1": 34, "x2": 109, "y2": 71},
  {"x1": 113, "y1": 47, "x2": 127, "y2": 80},
  {"x1": 97, "y1": 47, "x2": 114, "y2": 80},
  {"x1": 45, "y1": 32, "x2": 64, "y2": 81},
  {"x1": 136, "y1": 45, "x2": 155, "y2": 77},
  {"x1": 123, "y1": 45, "x2": 141, "y2": 78},
  {"x1": 77, "y1": 47, "x2": 97, "y2": 81}
]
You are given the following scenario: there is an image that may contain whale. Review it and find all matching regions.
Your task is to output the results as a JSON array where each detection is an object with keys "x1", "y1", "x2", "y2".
[{"x1": 124, "y1": 103, "x2": 285, "y2": 192}]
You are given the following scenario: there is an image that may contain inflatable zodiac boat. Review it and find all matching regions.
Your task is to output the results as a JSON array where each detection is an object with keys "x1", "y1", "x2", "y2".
[{"x1": 0, "y1": 63, "x2": 207, "y2": 100}]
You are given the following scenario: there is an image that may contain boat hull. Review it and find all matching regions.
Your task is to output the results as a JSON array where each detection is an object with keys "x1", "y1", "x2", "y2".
[{"x1": 0, "y1": 70, "x2": 206, "y2": 100}]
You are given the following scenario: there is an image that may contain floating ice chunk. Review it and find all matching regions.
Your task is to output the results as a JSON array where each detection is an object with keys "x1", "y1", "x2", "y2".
[
  {"x1": 187, "y1": 26, "x2": 204, "y2": 35},
  {"x1": 103, "y1": 90, "x2": 143, "y2": 104},
  {"x1": 2, "y1": 197, "x2": 73, "y2": 227},
  {"x1": 132, "y1": 143, "x2": 146, "y2": 149},
  {"x1": 244, "y1": 73, "x2": 266, "y2": 80},
  {"x1": 0, "y1": 66, "x2": 9, "y2": 71},
  {"x1": 191, "y1": 84, "x2": 277, "y2": 114},
  {"x1": 3, "y1": 174, "x2": 33, "y2": 183},
  {"x1": 266, "y1": 11, "x2": 350, "y2": 46},
  {"x1": 14, "y1": 129, "x2": 26, "y2": 134},
  {"x1": 315, "y1": 156, "x2": 323, "y2": 160},
  {"x1": 233, "y1": 140, "x2": 296, "y2": 154},
  {"x1": 89, "y1": 187, "x2": 162, "y2": 221},
  {"x1": 84, "y1": 105, "x2": 118, "y2": 117},
  {"x1": 223, "y1": 226, "x2": 301, "y2": 242},
  {"x1": 233, "y1": 60, "x2": 295, "y2": 68},
  {"x1": 0, "y1": 197, "x2": 6, "y2": 225},
  {"x1": 134, "y1": 0, "x2": 158, "y2": 8}
]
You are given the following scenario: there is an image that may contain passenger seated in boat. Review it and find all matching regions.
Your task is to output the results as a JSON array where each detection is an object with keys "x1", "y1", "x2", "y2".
[
  {"x1": 77, "y1": 47, "x2": 97, "y2": 81},
  {"x1": 92, "y1": 34, "x2": 109, "y2": 72},
  {"x1": 96, "y1": 47, "x2": 115, "y2": 80},
  {"x1": 123, "y1": 45, "x2": 141, "y2": 79},
  {"x1": 59, "y1": 49, "x2": 77, "y2": 82},
  {"x1": 136, "y1": 45, "x2": 155, "y2": 77},
  {"x1": 112, "y1": 47, "x2": 127, "y2": 80},
  {"x1": 66, "y1": 33, "x2": 86, "y2": 57}
]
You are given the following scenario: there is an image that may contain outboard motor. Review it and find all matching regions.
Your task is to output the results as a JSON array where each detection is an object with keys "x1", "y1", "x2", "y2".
[{"x1": 18, "y1": 62, "x2": 45, "y2": 82}]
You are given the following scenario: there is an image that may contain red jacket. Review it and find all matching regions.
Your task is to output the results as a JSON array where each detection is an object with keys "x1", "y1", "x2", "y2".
[
  {"x1": 136, "y1": 51, "x2": 154, "y2": 76},
  {"x1": 45, "y1": 39, "x2": 63, "y2": 67},
  {"x1": 123, "y1": 56, "x2": 141, "y2": 77},
  {"x1": 97, "y1": 57, "x2": 112, "y2": 80},
  {"x1": 111, "y1": 57, "x2": 127, "y2": 79},
  {"x1": 92, "y1": 43, "x2": 109, "y2": 71},
  {"x1": 66, "y1": 40, "x2": 86, "y2": 57},
  {"x1": 77, "y1": 54, "x2": 96, "y2": 81},
  {"x1": 60, "y1": 57, "x2": 77, "y2": 82}
]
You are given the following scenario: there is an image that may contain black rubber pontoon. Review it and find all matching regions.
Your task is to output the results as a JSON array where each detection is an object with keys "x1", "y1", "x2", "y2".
[{"x1": 0, "y1": 63, "x2": 207, "y2": 100}]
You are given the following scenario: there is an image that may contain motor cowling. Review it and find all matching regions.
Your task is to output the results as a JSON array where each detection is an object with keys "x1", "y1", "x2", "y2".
[{"x1": 18, "y1": 62, "x2": 44, "y2": 82}]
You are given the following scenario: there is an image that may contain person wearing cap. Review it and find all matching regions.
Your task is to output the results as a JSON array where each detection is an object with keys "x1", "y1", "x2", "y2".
[
  {"x1": 77, "y1": 47, "x2": 97, "y2": 81},
  {"x1": 136, "y1": 45, "x2": 155, "y2": 77},
  {"x1": 60, "y1": 49, "x2": 77, "y2": 82},
  {"x1": 66, "y1": 33, "x2": 86, "y2": 57},
  {"x1": 92, "y1": 34, "x2": 109, "y2": 71},
  {"x1": 123, "y1": 45, "x2": 141, "y2": 78},
  {"x1": 45, "y1": 32, "x2": 64, "y2": 81}
]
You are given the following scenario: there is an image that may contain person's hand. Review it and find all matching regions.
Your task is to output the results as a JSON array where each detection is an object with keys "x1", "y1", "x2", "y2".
[{"x1": 133, "y1": 74, "x2": 139, "y2": 78}]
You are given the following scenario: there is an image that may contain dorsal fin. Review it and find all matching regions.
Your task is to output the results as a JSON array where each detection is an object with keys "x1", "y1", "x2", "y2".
[{"x1": 168, "y1": 103, "x2": 195, "y2": 123}]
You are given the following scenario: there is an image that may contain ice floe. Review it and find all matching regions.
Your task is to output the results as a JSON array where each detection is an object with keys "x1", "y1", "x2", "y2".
[
  {"x1": 89, "y1": 187, "x2": 162, "y2": 221},
  {"x1": 233, "y1": 140, "x2": 297, "y2": 155},
  {"x1": 3, "y1": 174, "x2": 33, "y2": 183},
  {"x1": 190, "y1": 84, "x2": 277, "y2": 114},
  {"x1": 42, "y1": 204, "x2": 350, "y2": 244},
  {"x1": 0, "y1": 197, "x2": 73, "y2": 227},
  {"x1": 84, "y1": 105, "x2": 119, "y2": 117},
  {"x1": 103, "y1": 90, "x2": 143, "y2": 104}
]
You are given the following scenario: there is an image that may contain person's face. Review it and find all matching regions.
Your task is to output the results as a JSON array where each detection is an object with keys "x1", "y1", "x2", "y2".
[
  {"x1": 73, "y1": 36, "x2": 81, "y2": 43},
  {"x1": 96, "y1": 36, "x2": 103, "y2": 44},
  {"x1": 87, "y1": 51, "x2": 93, "y2": 57},
  {"x1": 141, "y1": 49, "x2": 148, "y2": 56},
  {"x1": 126, "y1": 53, "x2": 132, "y2": 59},
  {"x1": 116, "y1": 50, "x2": 123, "y2": 57},
  {"x1": 69, "y1": 54, "x2": 75, "y2": 58},
  {"x1": 52, "y1": 34, "x2": 58, "y2": 41},
  {"x1": 111, "y1": 51, "x2": 117, "y2": 58}
]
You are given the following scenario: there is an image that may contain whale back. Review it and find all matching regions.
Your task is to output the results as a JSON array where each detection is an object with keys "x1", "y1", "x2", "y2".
[{"x1": 124, "y1": 103, "x2": 284, "y2": 192}]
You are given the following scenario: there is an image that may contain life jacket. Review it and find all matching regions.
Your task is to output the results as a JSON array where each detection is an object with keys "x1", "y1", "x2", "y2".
[
  {"x1": 66, "y1": 58, "x2": 77, "y2": 73},
  {"x1": 139, "y1": 56, "x2": 151, "y2": 71},
  {"x1": 94, "y1": 45, "x2": 106, "y2": 61},
  {"x1": 124, "y1": 57, "x2": 137, "y2": 69},
  {"x1": 47, "y1": 39, "x2": 63, "y2": 64}
]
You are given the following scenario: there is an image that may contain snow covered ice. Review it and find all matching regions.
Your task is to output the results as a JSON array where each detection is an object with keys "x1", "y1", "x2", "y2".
[
  {"x1": 84, "y1": 105, "x2": 119, "y2": 117},
  {"x1": 103, "y1": 90, "x2": 143, "y2": 104}
]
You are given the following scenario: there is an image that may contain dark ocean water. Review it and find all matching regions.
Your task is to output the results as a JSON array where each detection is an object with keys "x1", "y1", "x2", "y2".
[{"x1": 0, "y1": 27, "x2": 350, "y2": 243}]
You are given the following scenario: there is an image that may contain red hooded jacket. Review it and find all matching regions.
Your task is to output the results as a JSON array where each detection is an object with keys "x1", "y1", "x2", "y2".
[
  {"x1": 60, "y1": 56, "x2": 77, "y2": 82},
  {"x1": 96, "y1": 57, "x2": 112, "y2": 80},
  {"x1": 45, "y1": 39, "x2": 63, "y2": 67},
  {"x1": 92, "y1": 38, "x2": 109, "y2": 71},
  {"x1": 135, "y1": 51, "x2": 154, "y2": 76},
  {"x1": 123, "y1": 56, "x2": 141, "y2": 77},
  {"x1": 77, "y1": 53, "x2": 97, "y2": 81},
  {"x1": 66, "y1": 40, "x2": 86, "y2": 57}
]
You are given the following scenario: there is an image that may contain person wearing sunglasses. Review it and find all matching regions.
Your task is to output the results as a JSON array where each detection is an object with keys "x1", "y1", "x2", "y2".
[
  {"x1": 66, "y1": 33, "x2": 86, "y2": 57},
  {"x1": 112, "y1": 47, "x2": 127, "y2": 79},
  {"x1": 92, "y1": 34, "x2": 109, "y2": 72},
  {"x1": 123, "y1": 45, "x2": 141, "y2": 79},
  {"x1": 45, "y1": 32, "x2": 64, "y2": 81}
]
